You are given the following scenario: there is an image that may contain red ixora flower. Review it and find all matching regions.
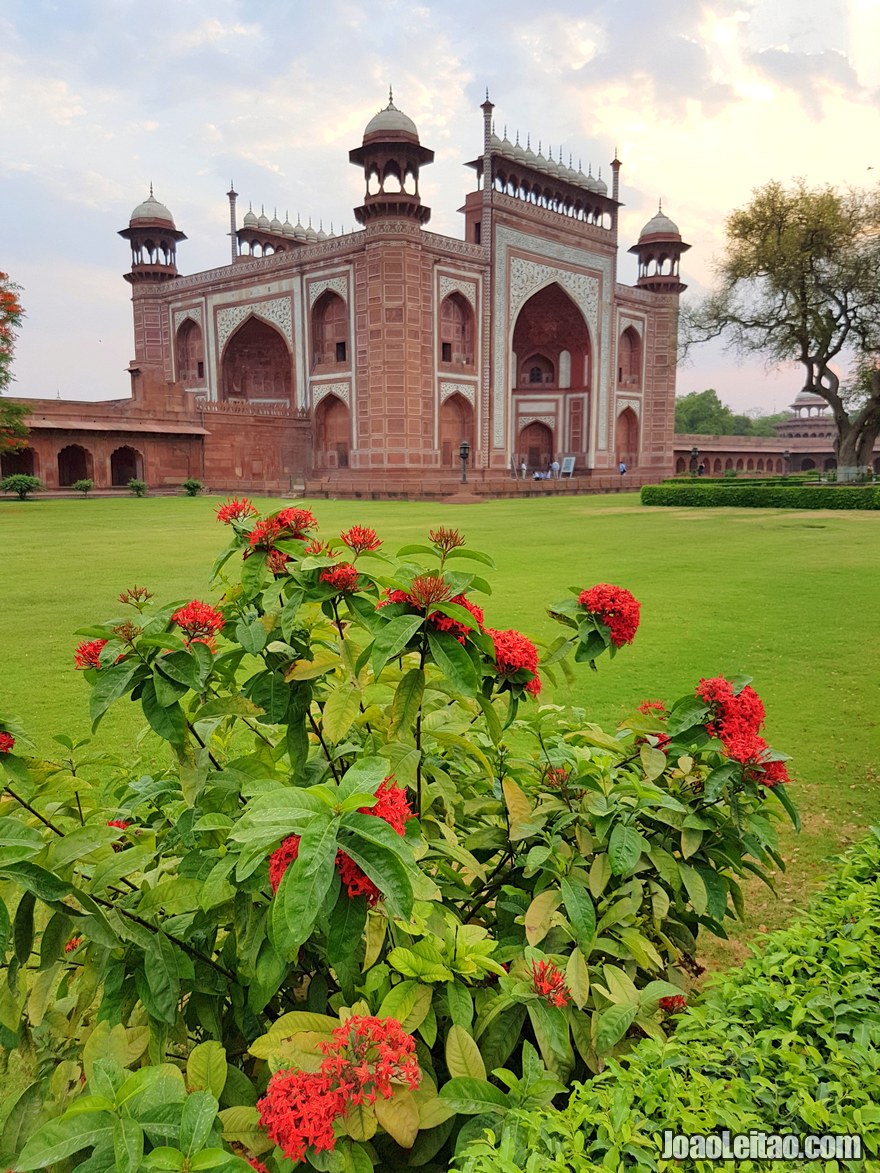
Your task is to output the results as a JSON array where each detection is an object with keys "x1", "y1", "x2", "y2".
[
  {"x1": 530, "y1": 959, "x2": 570, "y2": 1008},
  {"x1": 696, "y1": 677, "x2": 788, "y2": 786},
  {"x1": 216, "y1": 496, "x2": 257, "y2": 524},
  {"x1": 659, "y1": 994, "x2": 687, "y2": 1014},
  {"x1": 74, "y1": 639, "x2": 108, "y2": 670},
  {"x1": 171, "y1": 601, "x2": 225, "y2": 646},
  {"x1": 257, "y1": 1015, "x2": 420, "y2": 1163},
  {"x1": 378, "y1": 578, "x2": 484, "y2": 644},
  {"x1": 340, "y1": 525, "x2": 382, "y2": 555},
  {"x1": 428, "y1": 526, "x2": 466, "y2": 554},
  {"x1": 106, "y1": 819, "x2": 130, "y2": 830},
  {"x1": 269, "y1": 779, "x2": 413, "y2": 905},
  {"x1": 246, "y1": 1160, "x2": 269, "y2": 1173},
  {"x1": 487, "y1": 627, "x2": 541, "y2": 696},
  {"x1": 578, "y1": 584, "x2": 641, "y2": 648},
  {"x1": 64, "y1": 936, "x2": 83, "y2": 953},
  {"x1": 544, "y1": 765, "x2": 571, "y2": 787},
  {"x1": 320, "y1": 564, "x2": 359, "y2": 593},
  {"x1": 0, "y1": 732, "x2": 14, "y2": 754},
  {"x1": 637, "y1": 699, "x2": 667, "y2": 715}
]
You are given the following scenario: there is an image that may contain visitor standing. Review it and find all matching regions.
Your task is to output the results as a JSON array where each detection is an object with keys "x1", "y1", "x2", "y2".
[
  {"x1": 551, "y1": 459, "x2": 560, "y2": 479},
  {"x1": 619, "y1": 461, "x2": 627, "y2": 476}
]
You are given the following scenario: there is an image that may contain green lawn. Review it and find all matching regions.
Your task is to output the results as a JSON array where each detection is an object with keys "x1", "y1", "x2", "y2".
[{"x1": 1, "y1": 493, "x2": 878, "y2": 964}]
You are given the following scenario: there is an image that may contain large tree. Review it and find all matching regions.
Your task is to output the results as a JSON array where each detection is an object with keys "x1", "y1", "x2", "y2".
[
  {"x1": 684, "y1": 180, "x2": 880, "y2": 476},
  {"x1": 675, "y1": 388, "x2": 787, "y2": 436},
  {"x1": 0, "y1": 271, "x2": 28, "y2": 454}
]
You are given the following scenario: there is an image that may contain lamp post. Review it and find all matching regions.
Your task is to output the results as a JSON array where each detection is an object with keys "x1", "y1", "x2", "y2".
[
  {"x1": 690, "y1": 445, "x2": 700, "y2": 476},
  {"x1": 459, "y1": 439, "x2": 471, "y2": 485},
  {"x1": 783, "y1": 449, "x2": 791, "y2": 477}
]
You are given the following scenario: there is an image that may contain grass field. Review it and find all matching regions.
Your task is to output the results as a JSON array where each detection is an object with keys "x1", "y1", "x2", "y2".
[{"x1": 1, "y1": 492, "x2": 879, "y2": 966}]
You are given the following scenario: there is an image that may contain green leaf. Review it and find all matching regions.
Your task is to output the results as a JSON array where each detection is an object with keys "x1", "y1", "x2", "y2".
[
  {"x1": 186, "y1": 1042, "x2": 227, "y2": 1100},
  {"x1": 767, "y1": 781, "x2": 801, "y2": 831},
  {"x1": 389, "y1": 667, "x2": 425, "y2": 737},
  {"x1": 608, "y1": 825, "x2": 645, "y2": 875},
  {"x1": 445, "y1": 1024, "x2": 487, "y2": 1080},
  {"x1": 588, "y1": 853, "x2": 612, "y2": 899},
  {"x1": 327, "y1": 890, "x2": 367, "y2": 994},
  {"x1": 527, "y1": 999, "x2": 574, "y2": 1080},
  {"x1": 320, "y1": 684, "x2": 361, "y2": 744},
  {"x1": 559, "y1": 877, "x2": 596, "y2": 953},
  {"x1": 89, "y1": 660, "x2": 142, "y2": 728},
  {"x1": 143, "y1": 935, "x2": 182, "y2": 1024},
  {"x1": 446, "y1": 982, "x2": 474, "y2": 1029},
  {"x1": 13, "y1": 890, "x2": 35, "y2": 965},
  {"x1": 595, "y1": 1001, "x2": 637, "y2": 1053},
  {"x1": 565, "y1": 949, "x2": 590, "y2": 1009},
  {"x1": 15, "y1": 1111, "x2": 116, "y2": 1168},
  {"x1": 439, "y1": 1076, "x2": 507, "y2": 1116},
  {"x1": 639, "y1": 743, "x2": 668, "y2": 782},
  {"x1": 427, "y1": 630, "x2": 479, "y2": 696},
  {"x1": 180, "y1": 1091, "x2": 219, "y2": 1157},
  {"x1": 141, "y1": 680, "x2": 187, "y2": 745},
  {"x1": 370, "y1": 614, "x2": 424, "y2": 675},
  {"x1": 678, "y1": 862, "x2": 709, "y2": 916},
  {"x1": 378, "y1": 980, "x2": 433, "y2": 1033},
  {"x1": 524, "y1": 888, "x2": 560, "y2": 946},
  {"x1": 153, "y1": 664, "x2": 189, "y2": 707},
  {"x1": 337, "y1": 824, "x2": 414, "y2": 920},
  {"x1": 0, "y1": 818, "x2": 43, "y2": 867},
  {"x1": 235, "y1": 617, "x2": 268, "y2": 655},
  {"x1": 113, "y1": 1116, "x2": 145, "y2": 1173},
  {"x1": 681, "y1": 826, "x2": 703, "y2": 859},
  {"x1": 445, "y1": 547, "x2": 495, "y2": 567},
  {"x1": 271, "y1": 814, "x2": 338, "y2": 958},
  {"x1": 387, "y1": 946, "x2": 452, "y2": 983},
  {"x1": 374, "y1": 1089, "x2": 420, "y2": 1148}
]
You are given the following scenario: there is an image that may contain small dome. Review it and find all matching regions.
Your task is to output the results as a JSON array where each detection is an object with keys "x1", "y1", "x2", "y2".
[
  {"x1": 270, "y1": 213, "x2": 283, "y2": 234},
  {"x1": 130, "y1": 190, "x2": 175, "y2": 226},
  {"x1": 594, "y1": 170, "x2": 608, "y2": 196},
  {"x1": 512, "y1": 133, "x2": 526, "y2": 162},
  {"x1": 489, "y1": 127, "x2": 502, "y2": 151},
  {"x1": 499, "y1": 127, "x2": 514, "y2": 156},
  {"x1": 257, "y1": 207, "x2": 270, "y2": 230},
  {"x1": 534, "y1": 143, "x2": 550, "y2": 173},
  {"x1": 293, "y1": 216, "x2": 306, "y2": 241},
  {"x1": 523, "y1": 137, "x2": 538, "y2": 166},
  {"x1": 243, "y1": 204, "x2": 258, "y2": 228},
  {"x1": 363, "y1": 92, "x2": 419, "y2": 142},
  {"x1": 316, "y1": 222, "x2": 328, "y2": 242},
  {"x1": 640, "y1": 208, "x2": 680, "y2": 238},
  {"x1": 793, "y1": 389, "x2": 828, "y2": 406},
  {"x1": 545, "y1": 147, "x2": 560, "y2": 177},
  {"x1": 583, "y1": 166, "x2": 599, "y2": 193},
  {"x1": 282, "y1": 213, "x2": 295, "y2": 236},
  {"x1": 305, "y1": 220, "x2": 318, "y2": 242}
]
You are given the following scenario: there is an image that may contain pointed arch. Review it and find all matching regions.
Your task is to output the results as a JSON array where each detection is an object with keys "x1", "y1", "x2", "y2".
[
  {"x1": 1, "y1": 447, "x2": 37, "y2": 477},
  {"x1": 615, "y1": 407, "x2": 639, "y2": 469},
  {"x1": 176, "y1": 318, "x2": 205, "y2": 385},
  {"x1": 312, "y1": 291, "x2": 349, "y2": 368},
  {"x1": 512, "y1": 283, "x2": 591, "y2": 391},
  {"x1": 111, "y1": 446, "x2": 144, "y2": 486},
  {"x1": 314, "y1": 394, "x2": 351, "y2": 469},
  {"x1": 518, "y1": 420, "x2": 553, "y2": 470},
  {"x1": 58, "y1": 445, "x2": 93, "y2": 486},
  {"x1": 438, "y1": 393, "x2": 474, "y2": 467},
  {"x1": 220, "y1": 316, "x2": 292, "y2": 403},
  {"x1": 618, "y1": 325, "x2": 642, "y2": 387},
  {"x1": 439, "y1": 293, "x2": 474, "y2": 368}
]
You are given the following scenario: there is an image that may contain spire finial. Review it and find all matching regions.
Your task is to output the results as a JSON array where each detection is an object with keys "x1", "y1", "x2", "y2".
[
  {"x1": 388, "y1": 84, "x2": 394, "y2": 107},
  {"x1": 515, "y1": 130, "x2": 520, "y2": 145},
  {"x1": 149, "y1": 182, "x2": 154, "y2": 198},
  {"x1": 485, "y1": 86, "x2": 489, "y2": 101},
  {"x1": 658, "y1": 198, "x2": 663, "y2": 213}
]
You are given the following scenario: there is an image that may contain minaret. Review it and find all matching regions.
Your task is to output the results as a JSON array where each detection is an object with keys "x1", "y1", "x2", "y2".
[
  {"x1": 118, "y1": 187, "x2": 186, "y2": 285},
  {"x1": 227, "y1": 182, "x2": 239, "y2": 262}
]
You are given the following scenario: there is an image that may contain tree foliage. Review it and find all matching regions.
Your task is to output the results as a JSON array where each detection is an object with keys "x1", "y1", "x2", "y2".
[
  {"x1": 684, "y1": 179, "x2": 880, "y2": 472},
  {"x1": 674, "y1": 389, "x2": 788, "y2": 437},
  {"x1": 0, "y1": 271, "x2": 24, "y2": 394}
]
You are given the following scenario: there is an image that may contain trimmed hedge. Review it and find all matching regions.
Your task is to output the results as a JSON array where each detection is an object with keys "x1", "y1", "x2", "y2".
[
  {"x1": 642, "y1": 482, "x2": 880, "y2": 509},
  {"x1": 456, "y1": 829, "x2": 880, "y2": 1172},
  {"x1": 663, "y1": 475, "x2": 817, "y2": 487}
]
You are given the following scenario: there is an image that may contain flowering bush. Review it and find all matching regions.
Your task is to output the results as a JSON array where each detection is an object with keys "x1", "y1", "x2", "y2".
[{"x1": 0, "y1": 506, "x2": 797, "y2": 1171}]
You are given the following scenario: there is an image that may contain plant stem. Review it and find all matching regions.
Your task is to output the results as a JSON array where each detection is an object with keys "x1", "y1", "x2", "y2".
[{"x1": 308, "y1": 712, "x2": 341, "y2": 783}]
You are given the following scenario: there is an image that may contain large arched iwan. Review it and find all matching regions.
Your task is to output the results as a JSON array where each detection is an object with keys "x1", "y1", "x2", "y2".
[
  {"x1": 314, "y1": 395, "x2": 351, "y2": 469},
  {"x1": 221, "y1": 316, "x2": 292, "y2": 403},
  {"x1": 512, "y1": 283, "x2": 591, "y2": 390},
  {"x1": 438, "y1": 393, "x2": 474, "y2": 467}
]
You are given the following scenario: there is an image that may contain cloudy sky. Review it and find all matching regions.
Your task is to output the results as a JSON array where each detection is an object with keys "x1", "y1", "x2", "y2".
[{"x1": 2, "y1": 0, "x2": 878, "y2": 412}]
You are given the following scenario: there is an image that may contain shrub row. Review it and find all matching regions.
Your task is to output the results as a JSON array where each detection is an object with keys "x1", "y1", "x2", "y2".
[
  {"x1": 663, "y1": 475, "x2": 817, "y2": 487},
  {"x1": 642, "y1": 482, "x2": 880, "y2": 509},
  {"x1": 457, "y1": 829, "x2": 880, "y2": 1172}
]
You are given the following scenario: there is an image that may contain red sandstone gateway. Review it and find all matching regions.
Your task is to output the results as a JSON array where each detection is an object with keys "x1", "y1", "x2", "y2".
[{"x1": 3, "y1": 92, "x2": 700, "y2": 498}]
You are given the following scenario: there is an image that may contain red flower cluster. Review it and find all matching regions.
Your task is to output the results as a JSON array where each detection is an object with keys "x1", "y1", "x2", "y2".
[
  {"x1": 106, "y1": 819, "x2": 131, "y2": 830},
  {"x1": 257, "y1": 1015, "x2": 420, "y2": 1163},
  {"x1": 659, "y1": 994, "x2": 687, "y2": 1014},
  {"x1": 544, "y1": 766, "x2": 571, "y2": 787},
  {"x1": 696, "y1": 677, "x2": 789, "y2": 786},
  {"x1": 319, "y1": 564, "x2": 359, "y2": 593},
  {"x1": 487, "y1": 628, "x2": 541, "y2": 696},
  {"x1": 172, "y1": 601, "x2": 225, "y2": 650},
  {"x1": 216, "y1": 496, "x2": 258, "y2": 524},
  {"x1": 428, "y1": 526, "x2": 466, "y2": 554},
  {"x1": 637, "y1": 699, "x2": 667, "y2": 716},
  {"x1": 340, "y1": 525, "x2": 382, "y2": 555},
  {"x1": 379, "y1": 578, "x2": 484, "y2": 644},
  {"x1": 530, "y1": 959, "x2": 570, "y2": 1007},
  {"x1": 0, "y1": 732, "x2": 13, "y2": 754},
  {"x1": 578, "y1": 584, "x2": 641, "y2": 647},
  {"x1": 248, "y1": 507, "x2": 318, "y2": 574},
  {"x1": 269, "y1": 779, "x2": 412, "y2": 905},
  {"x1": 64, "y1": 936, "x2": 82, "y2": 953},
  {"x1": 74, "y1": 639, "x2": 108, "y2": 670}
]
